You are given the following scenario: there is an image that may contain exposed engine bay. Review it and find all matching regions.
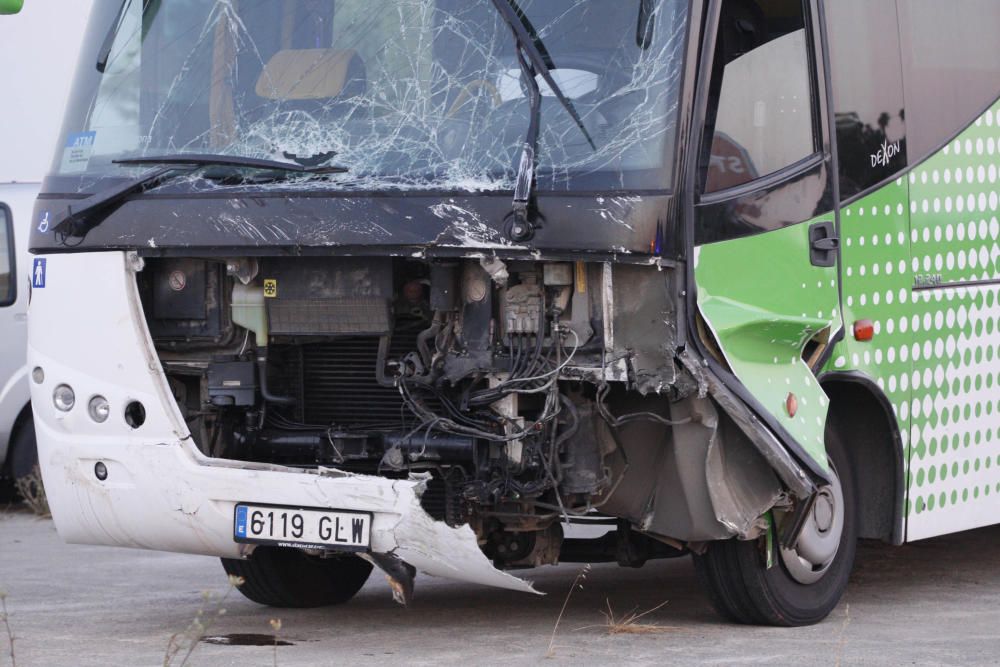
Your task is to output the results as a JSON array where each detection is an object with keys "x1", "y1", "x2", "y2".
[{"x1": 138, "y1": 254, "x2": 788, "y2": 570}]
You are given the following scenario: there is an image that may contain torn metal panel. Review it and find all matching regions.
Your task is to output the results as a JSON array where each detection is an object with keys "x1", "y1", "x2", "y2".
[
  {"x1": 609, "y1": 264, "x2": 678, "y2": 394},
  {"x1": 700, "y1": 371, "x2": 818, "y2": 500},
  {"x1": 387, "y1": 475, "x2": 541, "y2": 594},
  {"x1": 595, "y1": 393, "x2": 781, "y2": 542}
]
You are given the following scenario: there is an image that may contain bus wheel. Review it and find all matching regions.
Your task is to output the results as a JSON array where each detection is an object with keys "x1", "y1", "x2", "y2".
[
  {"x1": 693, "y1": 430, "x2": 857, "y2": 626},
  {"x1": 222, "y1": 547, "x2": 373, "y2": 608}
]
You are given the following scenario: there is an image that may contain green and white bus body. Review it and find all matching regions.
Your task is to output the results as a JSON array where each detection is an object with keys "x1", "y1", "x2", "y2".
[{"x1": 26, "y1": 0, "x2": 998, "y2": 626}]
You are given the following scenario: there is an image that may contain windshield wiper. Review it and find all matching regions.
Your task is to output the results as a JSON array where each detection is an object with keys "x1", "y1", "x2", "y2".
[
  {"x1": 96, "y1": 0, "x2": 131, "y2": 73},
  {"x1": 488, "y1": 0, "x2": 596, "y2": 242},
  {"x1": 115, "y1": 153, "x2": 349, "y2": 174},
  {"x1": 52, "y1": 154, "x2": 348, "y2": 239}
]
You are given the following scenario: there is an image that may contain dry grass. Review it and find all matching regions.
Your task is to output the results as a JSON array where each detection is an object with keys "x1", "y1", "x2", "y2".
[
  {"x1": 834, "y1": 603, "x2": 851, "y2": 667},
  {"x1": 0, "y1": 590, "x2": 15, "y2": 666},
  {"x1": 13, "y1": 467, "x2": 49, "y2": 518},
  {"x1": 544, "y1": 564, "x2": 591, "y2": 658},
  {"x1": 163, "y1": 575, "x2": 245, "y2": 667},
  {"x1": 269, "y1": 618, "x2": 283, "y2": 667},
  {"x1": 598, "y1": 599, "x2": 678, "y2": 635}
]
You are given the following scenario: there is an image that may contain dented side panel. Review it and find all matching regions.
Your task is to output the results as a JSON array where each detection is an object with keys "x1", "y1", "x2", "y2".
[{"x1": 694, "y1": 220, "x2": 841, "y2": 470}]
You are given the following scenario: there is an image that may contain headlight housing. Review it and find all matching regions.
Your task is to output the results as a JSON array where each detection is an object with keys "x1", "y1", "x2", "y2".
[
  {"x1": 53, "y1": 384, "x2": 75, "y2": 412},
  {"x1": 88, "y1": 396, "x2": 110, "y2": 423}
]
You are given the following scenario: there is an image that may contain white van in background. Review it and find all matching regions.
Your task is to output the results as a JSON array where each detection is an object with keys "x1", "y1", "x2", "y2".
[
  {"x1": 0, "y1": 0, "x2": 94, "y2": 494},
  {"x1": 0, "y1": 183, "x2": 38, "y2": 489}
]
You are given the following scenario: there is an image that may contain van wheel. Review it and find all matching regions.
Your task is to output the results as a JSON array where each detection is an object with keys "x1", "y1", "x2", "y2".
[
  {"x1": 9, "y1": 418, "x2": 38, "y2": 482},
  {"x1": 221, "y1": 547, "x2": 373, "y2": 608},
  {"x1": 693, "y1": 430, "x2": 857, "y2": 626}
]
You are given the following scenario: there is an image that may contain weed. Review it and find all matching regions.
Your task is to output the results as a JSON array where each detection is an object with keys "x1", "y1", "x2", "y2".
[
  {"x1": 269, "y1": 618, "x2": 282, "y2": 667},
  {"x1": 163, "y1": 575, "x2": 245, "y2": 667},
  {"x1": 545, "y1": 564, "x2": 590, "y2": 658},
  {"x1": 0, "y1": 590, "x2": 15, "y2": 667},
  {"x1": 14, "y1": 467, "x2": 49, "y2": 518},
  {"x1": 834, "y1": 603, "x2": 851, "y2": 667},
  {"x1": 597, "y1": 599, "x2": 677, "y2": 635}
]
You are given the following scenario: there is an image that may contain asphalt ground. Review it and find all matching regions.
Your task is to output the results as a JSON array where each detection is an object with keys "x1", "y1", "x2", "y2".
[{"x1": 1, "y1": 507, "x2": 999, "y2": 666}]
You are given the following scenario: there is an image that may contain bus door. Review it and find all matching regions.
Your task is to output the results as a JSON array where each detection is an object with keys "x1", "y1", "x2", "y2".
[{"x1": 692, "y1": 0, "x2": 840, "y2": 473}]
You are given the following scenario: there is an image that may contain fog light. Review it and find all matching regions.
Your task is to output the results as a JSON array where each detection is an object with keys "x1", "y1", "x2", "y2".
[
  {"x1": 124, "y1": 401, "x2": 146, "y2": 429},
  {"x1": 31, "y1": 367, "x2": 44, "y2": 384},
  {"x1": 53, "y1": 384, "x2": 75, "y2": 412},
  {"x1": 88, "y1": 396, "x2": 110, "y2": 423}
]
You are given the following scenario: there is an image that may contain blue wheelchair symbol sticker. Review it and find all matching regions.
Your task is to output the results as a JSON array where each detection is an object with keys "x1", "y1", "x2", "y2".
[
  {"x1": 37, "y1": 211, "x2": 50, "y2": 233},
  {"x1": 32, "y1": 258, "x2": 46, "y2": 288}
]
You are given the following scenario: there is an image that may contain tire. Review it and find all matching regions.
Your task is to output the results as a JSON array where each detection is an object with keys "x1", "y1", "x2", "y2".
[
  {"x1": 9, "y1": 418, "x2": 38, "y2": 482},
  {"x1": 222, "y1": 548, "x2": 373, "y2": 608},
  {"x1": 693, "y1": 429, "x2": 858, "y2": 626}
]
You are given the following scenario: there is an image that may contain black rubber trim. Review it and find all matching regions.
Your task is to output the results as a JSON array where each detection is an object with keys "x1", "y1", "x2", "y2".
[
  {"x1": 817, "y1": 369, "x2": 906, "y2": 545},
  {"x1": 697, "y1": 152, "x2": 826, "y2": 206},
  {"x1": 0, "y1": 202, "x2": 15, "y2": 308}
]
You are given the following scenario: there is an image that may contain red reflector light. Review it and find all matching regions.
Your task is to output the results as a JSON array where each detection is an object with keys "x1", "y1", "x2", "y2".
[
  {"x1": 785, "y1": 392, "x2": 798, "y2": 418},
  {"x1": 853, "y1": 319, "x2": 874, "y2": 341}
]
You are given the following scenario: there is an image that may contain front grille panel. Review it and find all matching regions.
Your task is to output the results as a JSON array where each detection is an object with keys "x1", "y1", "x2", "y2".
[
  {"x1": 301, "y1": 338, "x2": 404, "y2": 426},
  {"x1": 294, "y1": 324, "x2": 429, "y2": 428}
]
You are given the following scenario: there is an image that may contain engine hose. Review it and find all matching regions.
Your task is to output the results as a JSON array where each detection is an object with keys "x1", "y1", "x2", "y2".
[{"x1": 256, "y1": 355, "x2": 296, "y2": 405}]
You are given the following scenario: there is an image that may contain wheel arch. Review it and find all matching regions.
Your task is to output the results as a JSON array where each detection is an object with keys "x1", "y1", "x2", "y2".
[{"x1": 820, "y1": 371, "x2": 905, "y2": 545}]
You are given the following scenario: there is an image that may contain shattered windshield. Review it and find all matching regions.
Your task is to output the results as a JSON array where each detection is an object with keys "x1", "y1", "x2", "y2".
[{"x1": 51, "y1": 0, "x2": 689, "y2": 193}]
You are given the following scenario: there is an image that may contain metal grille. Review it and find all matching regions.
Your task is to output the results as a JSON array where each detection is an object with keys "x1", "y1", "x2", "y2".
[
  {"x1": 298, "y1": 324, "x2": 429, "y2": 427},
  {"x1": 301, "y1": 338, "x2": 402, "y2": 427}
]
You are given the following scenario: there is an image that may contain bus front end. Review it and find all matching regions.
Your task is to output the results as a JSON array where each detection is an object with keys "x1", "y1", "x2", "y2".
[{"x1": 29, "y1": 0, "x2": 828, "y2": 614}]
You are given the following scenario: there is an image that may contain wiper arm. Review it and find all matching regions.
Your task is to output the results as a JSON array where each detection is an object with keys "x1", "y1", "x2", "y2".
[
  {"x1": 52, "y1": 154, "x2": 349, "y2": 239},
  {"x1": 488, "y1": 0, "x2": 596, "y2": 152},
  {"x1": 96, "y1": 0, "x2": 132, "y2": 73},
  {"x1": 52, "y1": 165, "x2": 193, "y2": 239},
  {"x1": 115, "y1": 153, "x2": 349, "y2": 174},
  {"x1": 488, "y1": 0, "x2": 596, "y2": 242}
]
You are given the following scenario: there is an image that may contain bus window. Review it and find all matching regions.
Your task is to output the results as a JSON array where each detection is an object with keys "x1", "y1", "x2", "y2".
[
  {"x1": 826, "y1": 0, "x2": 907, "y2": 200},
  {"x1": 0, "y1": 205, "x2": 13, "y2": 307},
  {"x1": 702, "y1": 0, "x2": 817, "y2": 194},
  {"x1": 897, "y1": 0, "x2": 1000, "y2": 162}
]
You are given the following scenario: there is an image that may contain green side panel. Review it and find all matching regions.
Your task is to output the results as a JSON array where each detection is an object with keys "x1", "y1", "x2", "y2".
[
  {"x1": 825, "y1": 177, "x2": 913, "y2": 514},
  {"x1": 827, "y1": 98, "x2": 1000, "y2": 540},
  {"x1": 0, "y1": 0, "x2": 23, "y2": 14},
  {"x1": 696, "y1": 221, "x2": 841, "y2": 470}
]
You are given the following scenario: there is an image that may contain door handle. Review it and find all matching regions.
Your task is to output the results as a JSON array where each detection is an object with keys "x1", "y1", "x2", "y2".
[{"x1": 809, "y1": 221, "x2": 839, "y2": 267}]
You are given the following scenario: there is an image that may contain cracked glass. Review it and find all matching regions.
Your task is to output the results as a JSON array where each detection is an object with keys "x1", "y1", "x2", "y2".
[{"x1": 51, "y1": 0, "x2": 689, "y2": 194}]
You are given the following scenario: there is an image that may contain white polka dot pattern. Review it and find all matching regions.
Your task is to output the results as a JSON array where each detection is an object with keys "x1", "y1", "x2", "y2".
[{"x1": 830, "y1": 99, "x2": 1000, "y2": 541}]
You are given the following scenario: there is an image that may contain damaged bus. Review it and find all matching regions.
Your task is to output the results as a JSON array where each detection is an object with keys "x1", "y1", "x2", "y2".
[{"x1": 27, "y1": 0, "x2": 1000, "y2": 625}]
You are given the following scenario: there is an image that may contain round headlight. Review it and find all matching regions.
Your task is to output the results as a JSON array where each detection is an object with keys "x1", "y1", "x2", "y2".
[
  {"x1": 31, "y1": 367, "x2": 45, "y2": 384},
  {"x1": 88, "y1": 396, "x2": 110, "y2": 423},
  {"x1": 53, "y1": 384, "x2": 76, "y2": 412}
]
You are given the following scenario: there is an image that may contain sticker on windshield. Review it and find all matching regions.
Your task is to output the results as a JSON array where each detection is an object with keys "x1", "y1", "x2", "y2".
[
  {"x1": 32, "y1": 258, "x2": 46, "y2": 289},
  {"x1": 60, "y1": 131, "x2": 97, "y2": 174},
  {"x1": 37, "y1": 210, "x2": 50, "y2": 233}
]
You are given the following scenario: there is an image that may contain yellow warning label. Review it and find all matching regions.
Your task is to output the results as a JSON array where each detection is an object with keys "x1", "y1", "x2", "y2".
[
  {"x1": 575, "y1": 261, "x2": 587, "y2": 293},
  {"x1": 263, "y1": 279, "x2": 277, "y2": 298}
]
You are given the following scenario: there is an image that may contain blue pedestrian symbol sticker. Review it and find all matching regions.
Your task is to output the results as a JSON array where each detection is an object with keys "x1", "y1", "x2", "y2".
[
  {"x1": 32, "y1": 258, "x2": 46, "y2": 288},
  {"x1": 37, "y1": 211, "x2": 50, "y2": 233}
]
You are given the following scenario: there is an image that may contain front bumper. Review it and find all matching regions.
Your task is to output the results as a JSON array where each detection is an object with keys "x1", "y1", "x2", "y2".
[{"x1": 28, "y1": 251, "x2": 536, "y2": 593}]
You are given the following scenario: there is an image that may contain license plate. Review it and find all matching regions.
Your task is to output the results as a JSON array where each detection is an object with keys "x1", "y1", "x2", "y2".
[{"x1": 234, "y1": 503, "x2": 371, "y2": 551}]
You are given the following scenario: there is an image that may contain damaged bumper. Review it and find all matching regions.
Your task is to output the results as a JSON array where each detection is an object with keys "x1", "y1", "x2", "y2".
[{"x1": 27, "y1": 251, "x2": 536, "y2": 594}]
